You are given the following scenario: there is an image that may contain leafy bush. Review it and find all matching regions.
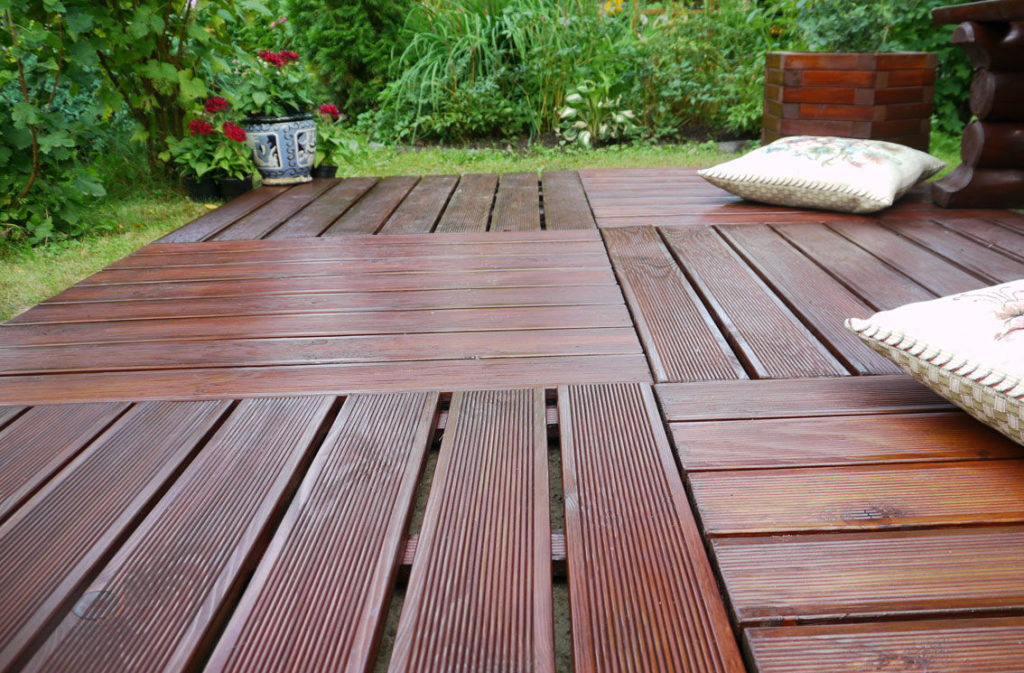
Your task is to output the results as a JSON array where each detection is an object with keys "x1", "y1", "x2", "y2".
[{"x1": 558, "y1": 77, "x2": 639, "y2": 148}]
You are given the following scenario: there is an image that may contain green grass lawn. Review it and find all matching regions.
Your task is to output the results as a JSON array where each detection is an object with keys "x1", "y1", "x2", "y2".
[{"x1": 0, "y1": 135, "x2": 964, "y2": 323}]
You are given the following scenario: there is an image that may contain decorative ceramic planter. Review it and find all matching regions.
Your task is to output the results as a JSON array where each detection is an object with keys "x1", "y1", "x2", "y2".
[
  {"x1": 242, "y1": 113, "x2": 316, "y2": 185},
  {"x1": 763, "y1": 52, "x2": 937, "y2": 151}
]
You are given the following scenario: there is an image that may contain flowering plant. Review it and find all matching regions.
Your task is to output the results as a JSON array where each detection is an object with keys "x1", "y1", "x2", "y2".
[
  {"x1": 160, "y1": 96, "x2": 253, "y2": 180},
  {"x1": 231, "y1": 49, "x2": 316, "y2": 119},
  {"x1": 314, "y1": 103, "x2": 358, "y2": 169}
]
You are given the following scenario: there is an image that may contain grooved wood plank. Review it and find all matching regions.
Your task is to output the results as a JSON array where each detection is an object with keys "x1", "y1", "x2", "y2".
[
  {"x1": 659, "y1": 226, "x2": 846, "y2": 378},
  {"x1": 884, "y1": 219, "x2": 1024, "y2": 282},
  {"x1": 690, "y1": 460, "x2": 1024, "y2": 535},
  {"x1": 672, "y1": 412, "x2": 1017, "y2": 471},
  {"x1": 717, "y1": 224, "x2": 899, "y2": 375},
  {"x1": 267, "y1": 178, "x2": 378, "y2": 238},
  {"x1": 323, "y1": 176, "x2": 419, "y2": 236},
  {"x1": 206, "y1": 393, "x2": 437, "y2": 673},
  {"x1": 657, "y1": 376, "x2": 951, "y2": 421},
  {"x1": 713, "y1": 526, "x2": 1024, "y2": 625},
  {"x1": 24, "y1": 396, "x2": 334, "y2": 673},
  {"x1": 378, "y1": 175, "x2": 458, "y2": 234},
  {"x1": 772, "y1": 222, "x2": 936, "y2": 308},
  {"x1": 213, "y1": 181, "x2": 336, "y2": 241},
  {"x1": 0, "y1": 355, "x2": 652, "y2": 405},
  {"x1": 827, "y1": 219, "x2": 986, "y2": 296},
  {"x1": 745, "y1": 618, "x2": 1024, "y2": 673},
  {"x1": 603, "y1": 226, "x2": 745, "y2": 383},
  {"x1": 491, "y1": 172, "x2": 541, "y2": 231},
  {"x1": 1, "y1": 305, "x2": 634, "y2": 348},
  {"x1": 0, "y1": 327, "x2": 641, "y2": 374},
  {"x1": 0, "y1": 406, "x2": 25, "y2": 429},
  {"x1": 0, "y1": 402, "x2": 130, "y2": 523},
  {"x1": 0, "y1": 400, "x2": 230, "y2": 672},
  {"x1": 389, "y1": 389, "x2": 553, "y2": 673},
  {"x1": 559, "y1": 383, "x2": 745, "y2": 673},
  {"x1": 541, "y1": 170, "x2": 595, "y2": 230},
  {"x1": 156, "y1": 187, "x2": 287, "y2": 243},
  {"x1": 937, "y1": 217, "x2": 1024, "y2": 260},
  {"x1": 435, "y1": 173, "x2": 498, "y2": 232}
]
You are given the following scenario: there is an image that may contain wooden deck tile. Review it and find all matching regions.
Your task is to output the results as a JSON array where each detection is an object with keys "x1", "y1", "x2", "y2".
[
  {"x1": 390, "y1": 389, "x2": 553, "y2": 673},
  {"x1": 323, "y1": 176, "x2": 419, "y2": 236},
  {"x1": 434, "y1": 173, "x2": 497, "y2": 232},
  {"x1": 717, "y1": 224, "x2": 899, "y2": 375},
  {"x1": 267, "y1": 177, "x2": 377, "y2": 238},
  {"x1": 603, "y1": 226, "x2": 744, "y2": 383},
  {"x1": 745, "y1": 618, "x2": 1024, "y2": 673},
  {"x1": 0, "y1": 400, "x2": 229, "y2": 671},
  {"x1": 559, "y1": 383, "x2": 745, "y2": 673},
  {"x1": 206, "y1": 393, "x2": 436, "y2": 673},
  {"x1": 156, "y1": 187, "x2": 287, "y2": 243},
  {"x1": 213, "y1": 181, "x2": 336, "y2": 241},
  {"x1": 0, "y1": 402, "x2": 129, "y2": 523},
  {"x1": 714, "y1": 526, "x2": 1024, "y2": 625},
  {"x1": 491, "y1": 172, "x2": 541, "y2": 231},
  {"x1": 23, "y1": 396, "x2": 334, "y2": 673},
  {"x1": 0, "y1": 406, "x2": 26, "y2": 429},
  {"x1": 884, "y1": 219, "x2": 1024, "y2": 283},
  {"x1": 378, "y1": 175, "x2": 458, "y2": 234},
  {"x1": 541, "y1": 170, "x2": 595, "y2": 230},
  {"x1": 936, "y1": 217, "x2": 1024, "y2": 261},
  {"x1": 659, "y1": 226, "x2": 846, "y2": 378}
]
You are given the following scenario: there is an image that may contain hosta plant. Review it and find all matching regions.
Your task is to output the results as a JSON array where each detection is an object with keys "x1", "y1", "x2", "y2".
[{"x1": 557, "y1": 78, "x2": 639, "y2": 149}]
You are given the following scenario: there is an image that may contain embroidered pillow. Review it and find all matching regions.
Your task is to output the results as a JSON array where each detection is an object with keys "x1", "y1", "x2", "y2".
[
  {"x1": 846, "y1": 279, "x2": 1024, "y2": 446},
  {"x1": 698, "y1": 136, "x2": 945, "y2": 214}
]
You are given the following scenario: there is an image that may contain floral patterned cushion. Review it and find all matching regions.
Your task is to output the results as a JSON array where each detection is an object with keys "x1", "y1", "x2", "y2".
[
  {"x1": 698, "y1": 136, "x2": 945, "y2": 214},
  {"x1": 847, "y1": 279, "x2": 1024, "y2": 446}
]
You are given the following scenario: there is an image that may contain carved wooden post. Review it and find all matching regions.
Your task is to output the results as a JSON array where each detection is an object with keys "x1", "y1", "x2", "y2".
[{"x1": 931, "y1": 1, "x2": 1024, "y2": 208}]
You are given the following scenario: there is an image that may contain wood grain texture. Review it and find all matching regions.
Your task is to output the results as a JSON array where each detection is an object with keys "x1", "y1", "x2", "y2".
[
  {"x1": 541, "y1": 170, "x2": 596, "y2": 230},
  {"x1": 435, "y1": 173, "x2": 497, "y2": 233},
  {"x1": 206, "y1": 393, "x2": 437, "y2": 673},
  {"x1": 213, "y1": 181, "x2": 336, "y2": 241},
  {"x1": 390, "y1": 389, "x2": 553, "y2": 673},
  {"x1": 0, "y1": 400, "x2": 230, "y2": 672},
  {"x1": 659, "y1": 226, "x2": 846, "y2": 378},
  {"x1": 323, "y1": 176, "x2": 419, "y2": 236},
  {"x1": 714, "y1": 526, "x2": 1024, "y2": 625},
  {"x1": 937, "y1": 217, "x2": 1024, "y2": 260},
  {"x1": 603, "y1": 226, "x2": 744, "y2": 383},
  {"x1": 491, "y1": 172, "x2": 541, "y2": 231},
  {"x1": 378, "y1": 175, "x2": 458, "y2": 234},
  {"x1": 156, "y1": 187, "x2": 287, "y2": 243},
  {"x1": 23, "y1": 396, "x2": 334, "y2": 673},
  {"x1": 884, "y1": 219, "x2": 1024, "y2": 282},
  {"x1": 559, "y1": 383, "x2": 745, "y2": 673},
  {"x1": 746, "y1": 618, "x2": 1024, "y2": 673},
  {"x1": 267, "y1": 178, "x2": 377, "y2": 238},
  {"x1": 0, "y1": 406, "x2": 24, "y2": 429}
]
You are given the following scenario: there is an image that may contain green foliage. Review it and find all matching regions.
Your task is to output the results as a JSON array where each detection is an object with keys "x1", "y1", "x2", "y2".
[
  {"x1": 558, "y1": 77, "x2": 639, "y2": 148},
  {"x1": 286, "y1": 0, "x2": 410, "y2": 116},
  {"x1": 228, "y1": 49, "x2": 318, "y2": 118},
  {"x1": 160, "y1": 97, "x2": 253, "y2": 179},
  {"x1": 313, "y1": 105, "x2": 363, "y2": 168}
]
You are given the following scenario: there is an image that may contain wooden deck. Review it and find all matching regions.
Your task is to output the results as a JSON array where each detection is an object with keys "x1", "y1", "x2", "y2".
[{"x1": 1, "y1": 168, "x2": 1023, "y2": 672}]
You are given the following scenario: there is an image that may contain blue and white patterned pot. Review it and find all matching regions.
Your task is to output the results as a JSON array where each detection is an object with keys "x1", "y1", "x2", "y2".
[{"x1": 242, "y1": 113, "x2": 317, "y2": 185}]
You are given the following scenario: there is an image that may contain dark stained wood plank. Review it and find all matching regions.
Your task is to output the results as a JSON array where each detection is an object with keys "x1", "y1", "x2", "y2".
[
  {"x1": 827, "y1": 219, "x2": 987, "y2": 296},
  {"x1": 0, "y1": 327, "x2": 642, "y2": 374},
  {"x1": 0, "y1": 355, "x2": 652, "y2": 405},
  {"x1": 657, "y1": 376, "x2": 951, "y2": 422},
  {"x1": 266, "y1": 177, "x2": 377, "y2": 239},
  {"x1": 746, "y1": 618, "x2": 1024, "y2": 673},
  {"x1": 883, "y1": 218, "x2": 1024, "y2": 283},
  {"x1": 212, "y1": 181, "x2": 336, "y2": 241},
  {"x1": 204, "y1": 393, "x2": 437, "y2": 673},
  {"x1": 659, "y1": 226, "x2": 846, "y2": 378},
  {"x1": 0, "y1": 406, "x2": 25, "y2": 429},
  {"x1": 717, "y1": 224, "x2": 900, "y2": 375},
  {"x1": 378, "y1": 174, "x2": 458, "y2": 234},
  {"x1": 390, "y1": 389, "x2": 553, "y2": 673},
  {"x1": 672, "y1": 412, "x2": 1018, "y2": 471},
  {"x1": 156, "y1": 186, "x2": 287, "y2": 243},
  {"x1": 0, "y1": 402, "x2": 130, "y2": 523},
  {"x1": 714, "y1": 526, "x2": 1024, "y2": 625},
  {"x1": 772, "y1": 222, "x2": 936, "y2": 308},
  {"x1": 491, "y1": 171, "x2": 541, "y2": 231},
  {"x1": 541, "y1": 170, "x2": 595, "y2": 230},
  {"x1": 322, "y1": 176, "x2": 419, "y2": 236},
  {"x1": 23, "y1": 396, "x2": 334, "y2": 673},
  {"x1": 1, "y1": 305, "x2": 634, "y2": 348},
  {"x1": 690, "y1": 460, "x2": 1024, "y2": 535},
  {"x1": 559, "y1": 383, "x2": 744, "y2": 673},
  {"x1": 937, "y1": 217, "x2": 1024, "y2": 260},
  {"x1": 435, "y1": 173, "x2": 497, "y2": 232},
  {"x1": 0, "y1": 400, "x2": 230, "y2": 671},
  {"x1": 603, "y1": 226, "x2": 745, "y2": 383}
]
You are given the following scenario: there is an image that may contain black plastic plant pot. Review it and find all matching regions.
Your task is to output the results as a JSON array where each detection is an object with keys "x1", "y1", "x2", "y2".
[
  {"x1": 217, "y1": 175, "x2": 254, "y2": 201},
  {"x1": 312, "y1": 164, "x2": 337, "y2": 179},
  {"x1": 183, "y1": 174, "x2": 219, "y2": 202}
]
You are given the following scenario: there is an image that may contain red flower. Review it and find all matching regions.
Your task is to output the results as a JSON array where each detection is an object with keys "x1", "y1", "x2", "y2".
[
  {"x1": 258, "y1": 50, "x2": 284, "y2": 67},
  {"x1": 319, "y1": 103, "x2": 340, "y2": 120},
  {"x1": 279, "y1": 51, "x2": 299, "y2": 64},
  {"x1": 188, "y1": 119, "x2": 215, "y2": 135},
  {"x1": 222, "y1": 122, "x2": 247, "y2": 142},
  {"x1": 205, "y1": 96, "x2": 229, "y2": 113}
]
